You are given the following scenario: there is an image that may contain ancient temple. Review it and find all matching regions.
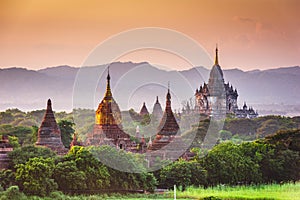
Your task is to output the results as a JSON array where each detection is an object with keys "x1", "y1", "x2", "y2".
[
  {"x1": 35, "y1": 99, "x2": 67, "y2": 154},
  {"x1": 139, "y1": 102, "x2": 149, "y2": 116},
  {"x1": 87, "y1": 67, "x2": 132, "y2": 149},
  {"x1": 194, "y1": 47, "x2": 258, "y2": 118},
  {"x1": 152, "y1": 96, "x2": 163, "y2": 121},
  {"x1": 147, "y1": 87, "x2": 189, "y2": 165},
  {"x1": 0, "y1": 135, "x2": 13, "y2": 169},
  {"x1": 148, "y1": 86, "x2": 181, "y2": 151},
  {"x1": 235, "y1": 102, "x2": 258, "y2": 118}
]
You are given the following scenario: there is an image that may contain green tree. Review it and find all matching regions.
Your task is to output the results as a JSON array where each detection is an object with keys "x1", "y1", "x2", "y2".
[
  {"x1": 261, "y1": 129, "x2": 300, "y2": 183},
  {"x1": 58, "y1": 120, "x2": 75, "y2": 148},
  {"x1": 66, "y1": 146, "x2": 110, "y2": 190},
  {"x1": 202, "y1": 142, "x2": 262, "y2": 185},
  {"x1": 30, "y1": 125, "x2": 38, "y2": 144},
  {"x1": 8, "y1": 145, "x2": 56, "y2": 169},
  {"x1": 0, "y1": 185, "x2": 26, "y2": 200},
  {"x1": 8, "y1": 136, "x2": 20, "y2": 148},
  {"x1": 15, "y1": 157, "x2": 57, "y2": 196},
  {"x1": 159, "y1": 159, "x2": 207, "y2": 191},
  {"x1": 89, "y1": 145, "x2": 157, "y2": 191},
  {"x1": 0, "y1": 111, "x2": 14, "y2": 124},
  {"x1": 265, "y1": 129, "x2": 300, "y2": 151},
  {"x1": 219, "y1": 130, "x2": 232, "y2": 140},
  {"x1": 53, "y1": 160, "x2": 87, "y2": 193},
  {"x1": 0, "y1": 125, "x2": 32, "y2": 145},
  {"x1": 0, "y1": 169, "x2": 15, "y2": 190}
]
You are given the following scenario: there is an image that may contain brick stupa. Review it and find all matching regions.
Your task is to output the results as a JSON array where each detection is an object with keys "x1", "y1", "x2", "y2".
[
  {"x1": 148, "y1": 87, "x2": 183, "y2": 148},
  {"x1": 139, "y1": 102, "x2": 149, "y2": 116},
  {"x1": 147, "y1": 87, "x2": 187, "y2": 165},
  {"x1": 35, "y1": 99, "x2": 67, "y2": 154}
]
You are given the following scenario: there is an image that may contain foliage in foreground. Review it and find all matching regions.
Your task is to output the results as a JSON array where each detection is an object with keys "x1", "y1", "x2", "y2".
[
  {"x1": 2, "y1": 145, "x2": 157, "y2": 196},
  {"x1": 0, "y1": 129, "x2": 299, "y2": 197}
]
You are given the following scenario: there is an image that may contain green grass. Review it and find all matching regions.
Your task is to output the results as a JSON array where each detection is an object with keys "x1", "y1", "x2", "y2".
[
  {"x1": 1, "y1": 183, "x2": 299, "y2": 200},
  {"x1": 172, "y1": 183, "x2": 300, "y2": 200}
]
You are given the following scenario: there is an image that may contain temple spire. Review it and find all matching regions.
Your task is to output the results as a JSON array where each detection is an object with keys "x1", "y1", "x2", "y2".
[
  {"x1": 215, "y1": 44, "x2": 219, "y2": 65},
  {"x1": 166, "y1": 82, "x2": 171, "y2": 107},
  {"x1": 47, "y1": 99, "x2": 52, "y2": 111},
  {"x1": 105, "y1": 66, "x2": 112, "y2": 98}
]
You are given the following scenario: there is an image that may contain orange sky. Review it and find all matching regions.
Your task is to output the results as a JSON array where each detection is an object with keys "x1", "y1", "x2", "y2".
[{"x1": 0, "y1": 0, "x2": 299, "y2": 70}]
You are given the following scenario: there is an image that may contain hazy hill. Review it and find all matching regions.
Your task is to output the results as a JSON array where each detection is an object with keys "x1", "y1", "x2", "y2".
[{"x1": 0, "y1": 62, "x2": 299, "y2": 116}]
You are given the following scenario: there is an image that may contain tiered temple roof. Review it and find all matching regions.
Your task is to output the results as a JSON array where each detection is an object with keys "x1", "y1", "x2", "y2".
[
  {"x1": 88, "y1": 67, "x2": 131, "y2": 149},
  {"x1": 35, "y1": 99, "x2": 67, "y2": 154},
  {"x1": 156, "y1": 88, "x2": 180, "y2": 136},
  {"x1": 148, "y1": 87, "x2": 180, "y2": 151}
]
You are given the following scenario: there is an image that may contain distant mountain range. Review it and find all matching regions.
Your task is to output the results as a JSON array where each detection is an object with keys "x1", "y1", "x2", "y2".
[{"x1": 1, "y1": 62, "x2": 300, "y2": 116}]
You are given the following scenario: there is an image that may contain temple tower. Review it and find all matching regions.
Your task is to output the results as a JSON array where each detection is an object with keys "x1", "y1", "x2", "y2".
[
  {"x1": 139, "y1": 102, "x2": 149, "y2": 116},
  {"x1": 207, "y1": 46, "x2": 226, "y2": 117},
  {"x1": 194, "y1": 46, "x2": 257, "y2": 118},
  {"x1": 152, "y1": 96, "x2": 163, "y2": 121},
  {"x1": 89, "y1": 67, "x2": 131, "y2": 149},
  {"x1": 156, "y1": 87, "x2": 180, "y2": 136},
  {"x1": 35, "y1": 99, "x2": 67, "y2": 154},
  {"x1": 148, "y1": 86, "x2": 180, "y2": 151},
  {"x1": 95, "y1": 67, "x2": 122, "y2": 126}
]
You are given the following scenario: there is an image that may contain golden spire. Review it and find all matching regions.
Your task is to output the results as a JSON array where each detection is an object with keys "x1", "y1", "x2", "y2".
[
  {"x1": 105, "y1": 66, "x2": 112, "y2": 98},
  {"x1": 215, "y1": 44, "x2": 219, "y2": 65}
]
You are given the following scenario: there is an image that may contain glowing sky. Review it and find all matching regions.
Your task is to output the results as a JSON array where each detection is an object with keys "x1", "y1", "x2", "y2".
[{"x1": 1, "y1": 0, "x2": 299, "y2": 70}]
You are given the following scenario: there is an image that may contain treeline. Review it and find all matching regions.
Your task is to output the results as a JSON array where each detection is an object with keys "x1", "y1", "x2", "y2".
[
  {"x1": 1, "y1": 129, "x2": 299, "y2": 198},
  {"x1": 1, "y1": 145, "x2": 156, "y2": 197},
  {"x1": 1, "y1": 108, "x2": 300, "y2": 142},
  {"x1": 224, "y1": 115, "x2": 300, "y2": 138},
  {"x1": 158, "y1": 129, "x2": 300, "y2": 190}
]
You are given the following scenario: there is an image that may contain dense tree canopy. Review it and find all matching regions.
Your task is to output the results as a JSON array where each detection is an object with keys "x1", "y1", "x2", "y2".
[
  {"x1": 58, "y1": 120, "x2": 75, "y2": 148},
  {"x1": 15, "y1": 157, "x2": 57, "y2": 196},
  {"x1": 159, "y1": 159, "x2": 207, "y2": 191}
]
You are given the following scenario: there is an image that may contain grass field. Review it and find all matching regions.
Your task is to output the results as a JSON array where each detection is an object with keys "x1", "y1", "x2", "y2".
[
  {"x1": 171, "y1": 183, "x2": 300, "y2": 200},
  {"x1": 1, "y1": 183, "x2": 299, "y2": 199}
]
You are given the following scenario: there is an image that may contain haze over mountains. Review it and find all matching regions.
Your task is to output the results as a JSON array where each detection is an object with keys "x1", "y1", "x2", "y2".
[{"x1": 0, "y1": 62, "x2": 299, "y2": 116}]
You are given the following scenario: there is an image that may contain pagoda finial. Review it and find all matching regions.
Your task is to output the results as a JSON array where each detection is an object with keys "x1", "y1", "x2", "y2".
[
  {"x1": 215, "y1": 44, "x2": 219, "y2": 65},
  {"x1": 166, "y1": 82, "x2": 171, "y2": 107},
  {"x1": 105, "y1": 66, "x2": 112, "y2": 98},
  {"x1": 156, "y1": 96, "x2": 159, "y2": 103},
  {"x1": 167, "y1": 82, "x2": 171, "y2": 100},
  {"x1": 107, "y1": 65, "x2": 110, "y2": 80},
  {"x1": 47, "y1": 99, "x2": 52, "y2": 111}
]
